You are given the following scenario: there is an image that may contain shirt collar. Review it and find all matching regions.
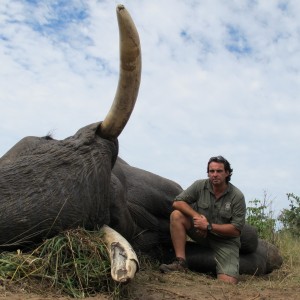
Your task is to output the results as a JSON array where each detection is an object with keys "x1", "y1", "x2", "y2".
[{"x1": 207, "y1": 179, "x2": 231, "y2": 195}]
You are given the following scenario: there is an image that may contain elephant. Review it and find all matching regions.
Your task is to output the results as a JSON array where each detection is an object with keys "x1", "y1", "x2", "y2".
[
  {"x1": 0, "y1": 4, "x2": 141, "y2": 249},
  {"x1": 0, "y1": 5, "x2": 282, "y2": 276}
]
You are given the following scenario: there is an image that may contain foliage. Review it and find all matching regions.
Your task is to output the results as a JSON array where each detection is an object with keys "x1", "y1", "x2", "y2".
[
  {"x1": 0, "y1": 229, "x2": 125, "y2": 298},
  {"x1": 246, "y1": 193, "x2": 276, "y2": 242},
  {"x1": 278, "y1": 193, "x2": 300, "y2": 237}
]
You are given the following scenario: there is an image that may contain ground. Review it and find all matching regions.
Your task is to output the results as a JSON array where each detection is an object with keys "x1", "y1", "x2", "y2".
[{"x1": 1, "y1": 268, "x2": 300, "y2": 300}]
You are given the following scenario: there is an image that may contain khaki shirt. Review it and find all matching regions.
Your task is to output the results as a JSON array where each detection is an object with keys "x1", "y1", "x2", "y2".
[{"x1": 174, "y1": 179, "x2": 246, "y2": 232}]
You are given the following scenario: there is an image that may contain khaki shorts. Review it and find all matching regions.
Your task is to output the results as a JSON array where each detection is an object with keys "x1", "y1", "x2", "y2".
[{"x1": 187, "y1": 227, "x2": 240, "y2": 278}]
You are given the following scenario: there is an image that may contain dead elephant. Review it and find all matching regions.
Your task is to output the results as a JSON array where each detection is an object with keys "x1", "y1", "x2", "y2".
[
  {"x1": 0, "y1": 5, "x2": 282, "y2": 277},
  {"x1": 0, "y1": 5, "x2": 143, "y2": 249}
]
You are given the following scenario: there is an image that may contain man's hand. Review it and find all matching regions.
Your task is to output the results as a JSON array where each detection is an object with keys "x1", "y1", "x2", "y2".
[{"x1": 193, "y1": 215, "x2": 209, "y2": 238}]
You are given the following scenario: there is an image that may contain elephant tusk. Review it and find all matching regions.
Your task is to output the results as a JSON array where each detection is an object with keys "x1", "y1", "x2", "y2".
[
  {"x1": 100, "y1": 5, "x2": 142, "y2": 139},
  {"x1": 100, "y1": 225, "x2": 139, "y2": 283}
]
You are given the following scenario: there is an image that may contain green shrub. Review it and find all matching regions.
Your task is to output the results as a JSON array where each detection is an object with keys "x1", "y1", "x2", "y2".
[
  {"x1": 246, "y1": 194, "x2": 276, "y2": 242},
  {"x1": 278, "y1": 193, "x2": 300, "y2": 237}
]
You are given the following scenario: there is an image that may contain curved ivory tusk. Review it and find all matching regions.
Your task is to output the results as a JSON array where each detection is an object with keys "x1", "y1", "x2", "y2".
[
  {"x1": 100, "y1": 225, "x2": 139, "y2": 283},
  {"x1": 100, "y1": 5, "x2": 142, "y2": 139}
]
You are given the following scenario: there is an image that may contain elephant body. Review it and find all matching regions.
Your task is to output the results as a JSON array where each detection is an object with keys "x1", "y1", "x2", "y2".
[{"x1": 0, "y1": 122, "x2": 283, "y2": 275}]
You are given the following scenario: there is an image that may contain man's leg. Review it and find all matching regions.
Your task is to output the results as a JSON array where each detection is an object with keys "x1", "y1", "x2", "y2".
[
  {"x1": 170, "y1": 210, "x2": 191, "y2": 259},
  {"x1": 211, "y1": 238, "x2": 240, "y2": 284},
  {"x1": 159, "y1": 210, "x2": 191, "y2": 273}
]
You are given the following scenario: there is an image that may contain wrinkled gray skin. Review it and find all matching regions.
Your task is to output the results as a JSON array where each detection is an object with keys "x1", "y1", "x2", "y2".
[
  {"x1": 0, "y1": 124, "x2": 116, "y2": 247},
  {"x1": 0, "y1": 124, "x2": 181, "y2": 251},
  {"x1": 0, "y1": 5, "x2": 282, "y2": 276}
]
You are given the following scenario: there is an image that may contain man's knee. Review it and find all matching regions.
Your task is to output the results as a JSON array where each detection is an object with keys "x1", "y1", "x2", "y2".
[
  {"x1": 170, "y1": 210, "x2": 185, "y2": 222},
  {"x1": 170, "y1": 210, "x2": 191, "y2": 228}
]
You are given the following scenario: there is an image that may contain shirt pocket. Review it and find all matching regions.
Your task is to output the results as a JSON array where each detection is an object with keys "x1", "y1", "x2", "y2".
[
  {"x1": 196, "y1": 201, "x2": 210, "y2": 217},
  {"x1": 219, "y1": 209, "x2": 232, "y2": 223}
]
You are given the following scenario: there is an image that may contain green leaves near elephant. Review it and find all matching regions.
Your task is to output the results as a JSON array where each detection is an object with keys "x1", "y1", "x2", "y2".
[
  {"x1": 246, "y1": 197, "x2": 277, "y2": 242},
  {"x1": 246, "y1": 193, "x2": 300, "y2": 241},
  {"x1": 278, "y1": 193, "x2": 300, "y2": 237}
]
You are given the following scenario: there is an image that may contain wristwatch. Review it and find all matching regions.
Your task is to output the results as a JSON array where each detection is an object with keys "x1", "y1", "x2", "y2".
[{"x1": 207, "y1": 223, "x2": 212, "y2": 232}]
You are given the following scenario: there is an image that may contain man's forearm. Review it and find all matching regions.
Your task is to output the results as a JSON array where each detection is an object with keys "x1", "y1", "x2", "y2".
[
  {"x1": 173, "y1": 201, "x2": 241, "y2": 238},
  {"x1": 210, "y1": 223, "x2": 240, "y2": 237}
]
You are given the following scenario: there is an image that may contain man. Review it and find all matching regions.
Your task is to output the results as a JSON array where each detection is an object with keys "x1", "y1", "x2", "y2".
[{"x1": 160, "y1": 156, "x2": 246, "y2": 284}]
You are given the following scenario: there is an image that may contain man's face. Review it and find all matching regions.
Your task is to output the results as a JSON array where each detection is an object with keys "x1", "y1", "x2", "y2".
[{"x1": 208, "y1": 162, "x2": 229, "y2": 186}]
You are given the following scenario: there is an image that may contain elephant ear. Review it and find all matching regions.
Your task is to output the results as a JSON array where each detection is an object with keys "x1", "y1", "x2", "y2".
[{"x1": 100, "y1": 5, "x2": 141, "y2": 139}]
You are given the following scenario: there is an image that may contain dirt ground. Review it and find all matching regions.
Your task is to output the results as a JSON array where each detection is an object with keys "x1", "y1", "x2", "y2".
[{"x1": 1, "y1": 268, "x2": 300, "y2": 300}]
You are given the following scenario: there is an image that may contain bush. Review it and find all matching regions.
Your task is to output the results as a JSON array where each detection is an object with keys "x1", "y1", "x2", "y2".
[
  {"x1": 246, "y1": 193, "x2": 276, "y2": 242},
  {"x1": 278, "y1": 193, "x2": 300, "y2": 237}
]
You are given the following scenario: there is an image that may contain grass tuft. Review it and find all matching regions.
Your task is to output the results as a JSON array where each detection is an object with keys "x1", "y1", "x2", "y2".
[{"x1": 0, "y1": 228, "x2": 126, "y2": 298}]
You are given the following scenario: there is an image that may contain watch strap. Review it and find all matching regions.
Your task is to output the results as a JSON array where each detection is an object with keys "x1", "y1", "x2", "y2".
[{"x1": 207, "y1": 223, "x2": 212, "y2": 232}]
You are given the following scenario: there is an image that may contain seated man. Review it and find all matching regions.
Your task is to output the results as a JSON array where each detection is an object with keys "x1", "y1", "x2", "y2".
[{"x1": 160, "y1": 156, "x2": 246, "y2": 284}]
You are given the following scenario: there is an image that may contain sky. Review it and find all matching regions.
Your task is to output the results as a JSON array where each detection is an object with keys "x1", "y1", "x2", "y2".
[{"x1": 0, "y1": 0, "x2": 299, "y2": 217}]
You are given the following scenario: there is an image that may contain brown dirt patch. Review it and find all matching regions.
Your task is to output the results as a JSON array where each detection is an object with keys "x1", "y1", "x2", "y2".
[{"x1": 1, "y1": 268, "x2": 300, "y2": 300}]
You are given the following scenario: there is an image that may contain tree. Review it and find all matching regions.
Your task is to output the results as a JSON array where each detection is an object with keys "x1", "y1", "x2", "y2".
[
  {"x1": 278, "y1": 193, "x2": 300, "y2": 237},
  {"x1": 246, "y1": 193, "x2": 276, "y2": 242}
]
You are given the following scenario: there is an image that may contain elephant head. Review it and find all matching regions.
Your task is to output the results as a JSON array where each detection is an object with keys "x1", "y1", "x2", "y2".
[{"x1": 0, "y1": 5, "x2": 141, "y2": 249}]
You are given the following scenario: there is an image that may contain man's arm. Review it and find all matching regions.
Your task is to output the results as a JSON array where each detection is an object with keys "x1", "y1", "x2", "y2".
[
  {"x1": 173, "y1": 200, "x2": 208, "y2": 237},
  {"x1": 193, "y1": 214, "x2": 241, "y2": 237},
  {"x1": 208, "y1": 223, "x2": 241, "y2": 237}
]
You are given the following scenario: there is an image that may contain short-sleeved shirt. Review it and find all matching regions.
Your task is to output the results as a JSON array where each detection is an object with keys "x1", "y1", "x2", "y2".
[
  {"x1": 174, "y1": 179, "x2": 246, "y2": 233},
  {"x1": 175, "y1": 179, "x2": 246, "y2": 277}
]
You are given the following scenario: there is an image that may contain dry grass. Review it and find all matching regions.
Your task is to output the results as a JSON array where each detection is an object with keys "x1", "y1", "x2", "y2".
[
  {"x1": 127, "y1": 232, "x2": 300, "y2": 299},
  {"x1": 271, "y1": 232, "x2": 300, "y2": 285},
  {"x1": 0, "y1": 230, "x2": 299, "y2": 299},
  {"x1": 0, "y1": 229, "x2": 125, "y2": 298}
]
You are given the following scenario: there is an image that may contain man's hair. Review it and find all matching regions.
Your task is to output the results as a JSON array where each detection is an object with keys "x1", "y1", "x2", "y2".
[{"x1": 207, "y1": 155, "x2": 233, "y2": 183}]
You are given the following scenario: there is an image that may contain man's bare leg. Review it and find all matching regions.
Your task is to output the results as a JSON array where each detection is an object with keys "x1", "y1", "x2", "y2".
[
  {"x1": 170, "y1": 210, "x2": 191, "y2": 259},
  {"x1": 159, "y1": 210, "x2": 191, "y2": 273}
]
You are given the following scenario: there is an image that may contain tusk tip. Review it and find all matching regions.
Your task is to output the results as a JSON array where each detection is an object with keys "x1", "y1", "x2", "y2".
[{"x1": 117, "y1": 4, "x2": 125, "y2": 11}]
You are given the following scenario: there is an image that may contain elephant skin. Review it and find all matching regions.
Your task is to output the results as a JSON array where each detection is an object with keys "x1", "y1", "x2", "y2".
[{"x1": 162, "y1": 238, "x2": 281, "y2": 276}]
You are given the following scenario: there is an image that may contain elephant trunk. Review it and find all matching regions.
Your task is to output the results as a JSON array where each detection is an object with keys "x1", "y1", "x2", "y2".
[{"x1": 100, "y1": 5, "x2": 142, "y2": 139}]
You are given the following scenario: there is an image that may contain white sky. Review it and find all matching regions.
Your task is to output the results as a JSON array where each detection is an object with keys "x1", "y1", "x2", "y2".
[{"x1": 1, "y1": 0, "x2": 299, "y2": 216}]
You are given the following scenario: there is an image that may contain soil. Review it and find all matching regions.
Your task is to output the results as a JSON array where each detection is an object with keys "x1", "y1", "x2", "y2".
[{"x1": 1, "y1": 268, "x2": 300, "y2": 300}]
